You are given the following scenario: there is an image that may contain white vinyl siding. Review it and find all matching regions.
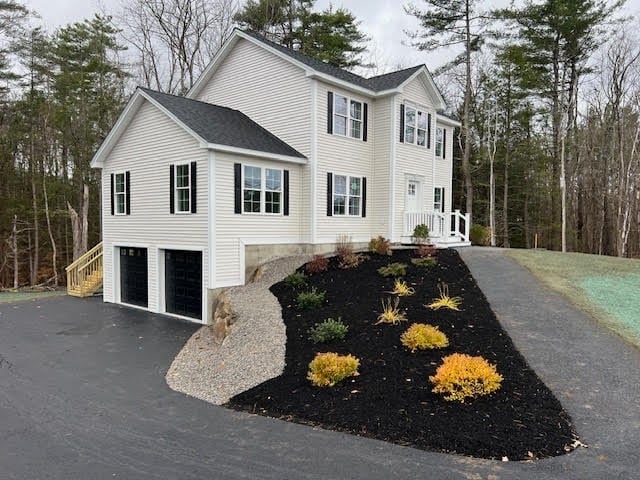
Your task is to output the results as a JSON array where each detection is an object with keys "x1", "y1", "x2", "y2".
[
  {"x1": 101, "y1": 100, "x2": 209, "y2": 315},
  {"x1": 214, "y1": 152, "x2": 302, "y2": 286},
  {"x1": 372, "y1": 95, "x2": 392, "y2": 235}
]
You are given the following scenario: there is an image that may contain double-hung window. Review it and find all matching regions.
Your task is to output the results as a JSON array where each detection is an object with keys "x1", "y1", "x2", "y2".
[
  {"x1": 243, "y1": 165, "x2": 282, "y2": 214},
  {"x1": 404, "y1": 106, "x2": 429, "y2": 147},
  {"x1": 434, "y1": 187, "x2": 445, "y2": 212},
  {"x1": 333, "y1": 174, "x2": 362, "y2": 216},
  {"x1": 333, "y1": 94, "x2": 363, "y2": 139},
  {"x1": 435, "y1": 127, "x2": 444, "y2": 157},
  {"x1": 175, "y1": 163, "x2": 191, "y2": 213},
  {"x1": 114, "y1": 173, "x2": 126, "y2": 215}
]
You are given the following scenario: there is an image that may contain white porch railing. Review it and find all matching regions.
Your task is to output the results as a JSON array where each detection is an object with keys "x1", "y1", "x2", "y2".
[{"x1": 404, "y1": 210, "x2": 470, "y2": 242}]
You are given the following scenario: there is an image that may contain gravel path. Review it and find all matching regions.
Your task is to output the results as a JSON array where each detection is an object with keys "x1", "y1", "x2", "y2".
[{"x1": 166, "y1": 255, "x2": 311, "y2": 405}]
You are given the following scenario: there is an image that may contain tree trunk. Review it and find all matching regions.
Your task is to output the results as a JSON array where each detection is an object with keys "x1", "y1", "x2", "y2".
[
  {"x1": 560, "y1": 132, "x2": 567, "y2": 252},
  {"x1": 43, "y1": 179, "x2": 58, "y2": 286},
  {"x1": 462, "y1": 0, "x2": 474, "y2": 222},
  {"x1": 12, "y1": 215, "x2": 18, "y2": 289},
  {"x1": 31, "y1": 178, "x2": 39, "y2": 285},
  {"x1": 81, "y1": 183, "x2": 89, "y2": 254}
]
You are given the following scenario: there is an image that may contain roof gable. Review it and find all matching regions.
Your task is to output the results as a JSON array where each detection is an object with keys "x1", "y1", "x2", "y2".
[
  {"x1": 187, "y1": 29, "x2": 446, "y2": 108},
  {"x1": 91, "y1": 88, "x2": 306, "y2": 168}
]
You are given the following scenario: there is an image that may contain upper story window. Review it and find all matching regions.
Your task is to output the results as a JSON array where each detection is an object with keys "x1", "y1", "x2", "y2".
[
  {"x1": 175, "y1": 163, "x2": 191, "y2": 213},
  {"x1": 333, "y1": 174, "x2": 362, "y2": 216},
  {"x1": 401, "y1": 104, "x2": 431, "y2": 147},
  {"x1": 243, "y1": 165, "x2": 283, "y2": 214},
  {"x1": 328, "y1": 92, "x2": 368, "y2": 141},
  {"x1": 114, "y1": 173, "x2": 126, "y2": 215},
  {"x1": 435, "y1": 127, "x2": 445, "y2": 158}
]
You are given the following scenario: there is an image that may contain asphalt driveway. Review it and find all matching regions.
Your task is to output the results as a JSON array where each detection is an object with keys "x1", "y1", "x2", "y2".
[{"x1": 1, "y1": 248, "x2": 639, "y2": 479}]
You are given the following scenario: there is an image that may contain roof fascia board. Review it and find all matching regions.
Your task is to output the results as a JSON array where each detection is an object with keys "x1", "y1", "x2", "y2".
[
  {"x1": 436, "y1": 114, "x2": 461, "y2": 127},
  {"x1": 91, "y1": 90, "x2": 146, "y2": 168},
  {"x1": 186, "y1": 34, "x2": 240, "y2": 99},
  {"x1": 305, "y1": 71, "x2": 377, "y2": 97},
  {"x1": 207, "y1": 143, "x2": 307, "y2": 164}
]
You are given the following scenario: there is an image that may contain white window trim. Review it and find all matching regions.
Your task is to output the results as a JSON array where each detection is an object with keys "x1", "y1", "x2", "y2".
[
  {"x1": 241, "y1": 164, "x2": 284, "y2": 216},
  {"x1": 404, "y1": 104, "x2": 429, "y2": 148},
  {"x1": 174, "y1": 162, "x2": 191, "y2": 214},
  {"x1": 332, "y1": 94, "x2": 363, "y2": 140},
  {"x1": 114, "y1": 171, "x2": 127, "y2": 216},
  {"x1": 435, "y1": 127, "x2": 445, "y2": 158},
  {"x1": 332, "y1": 173, "x2": 363, "y2": 217},
  {"x1": 434, "y1": 186, "x2": 445, "y2": 212}
]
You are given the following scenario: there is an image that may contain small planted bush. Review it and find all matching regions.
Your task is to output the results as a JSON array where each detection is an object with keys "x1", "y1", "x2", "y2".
[
  {"x1": 339, "y1": 252, "x2": 366, "y2": 269},
  {"x1": 285, "y1": 271, "x2": 307, "y2": 289},
  {"x1": 308, "y1": 317, "x2": 349, "y2": 343},
  {"x1": 368, "y1": 236, "x2": 391, "y2": 255},
  {"x1": 411, "y1": 256, "x2": 437, "y2": 268},
  {"x1": 430, "y1": 353, "x2": 503, "y2": 402},
  {"x1": 307, "y1": 352, "x2": 360, "y2": 387},
  {"x1": 378, "y1": 262, "x2": 407, "y2": 277},
  {"x1": 426, "y1": 283, "x2": 462, "y2": 311},
  {"x1": 335, "y1": 233, "x2": 354, "y2": 258},
  {"x1": 415, "y1": 244, "x2": 436, "y2": 257},
  {"x1": 306, "y1": 254, "x2": 329, "y2": 273},
  {"x1": 412, "y1": 224, "x2": 430, "y2": 244},
  {"x1": 401, "y1": 324, "x2": 449, "y2": 352},
  {"x1": 297, "y1": 287, "x2": 326, "y2": 309},
  {"x1": 470, "y1": 224, "x2": 491, "y2": 246},
  {"x1": 376, "y1": 297, "x2": 407, "y2": 325},
  {"x1": 390, "y1": 279, "x2": 415, "y2": 296}
]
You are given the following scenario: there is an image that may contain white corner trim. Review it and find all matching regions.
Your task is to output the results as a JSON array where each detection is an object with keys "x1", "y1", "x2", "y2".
[
  {"x1": 206, "y1": 143, "x2": 307, "y2": 164},
  {"x1": 389, "y1": 95, "x2": 398, "y2": 241},
  {"x1": 208, "y1": 151, "x2": 216, "y2": 290},
  {"x1": 310, "y1": 78, "x2": 318, "y2": 243},
  {"x1": 239, "y1": 238, "x2": 246, "y2": 286}
]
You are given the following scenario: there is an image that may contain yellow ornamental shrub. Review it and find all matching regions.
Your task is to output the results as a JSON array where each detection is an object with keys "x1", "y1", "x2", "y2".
[
  {"x1": 307, "y1": 352, "x2": 360, "y2": 387},
  {"x1": 401, "y1": 324, "x2": 449, "y2": 352},
  {"x1": 430, "y1": 353, "x2": 503, "y2": 402}
]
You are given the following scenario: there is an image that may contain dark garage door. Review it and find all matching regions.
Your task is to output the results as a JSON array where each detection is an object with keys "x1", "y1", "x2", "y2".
[
  {"x1": 165, "y1": 250, "x2": 202, "y2": 320},
  {"x1": 120, "y1": 247, "x2": 148, "y2": 308}
]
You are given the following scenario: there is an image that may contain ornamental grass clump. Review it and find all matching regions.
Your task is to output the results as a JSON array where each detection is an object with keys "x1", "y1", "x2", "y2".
[
  {"x1": 307, "y1": 352, "x2": 360, "y2": 387},
  {"x1": 285, "y1": 271, "x2": 307, "y2": 289},
  {"x1": 306, "y1": 255, "x2": 329, "y2": 273},
  {"x1": 368, "y1": 236, "x2": 392, "y2": 255},
  {"x1": 390, "y1": 278, "x2": 415, "y2": 296},
  {"x1": 376, "y1": 297, "x2": 407, "y2": 325},
  {"x1": 426, "y1": 283, "x2": 462, "y2": 311},
  {"x1": 401, "y1": 324, "x2": 449, "y2": 352},
  {"x1": 378, "y1": 262, "x2": 407, "y2": 277},
  {"x1": 297, "y1": 287, "x2": 326, "y2": 309},
  {"x1": 430, "y1": 353, "x2": 503, "y2": 402},
  {"x1": 308, "y1": 318, "x2": 349, "y2": 344}
]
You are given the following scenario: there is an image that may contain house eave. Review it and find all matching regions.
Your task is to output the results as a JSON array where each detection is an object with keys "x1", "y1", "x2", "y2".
[
  {"x1": 436, "y1": 114, "x2": 461, "y2": 128},
  {"x1": 206, "y1": 143, "x2": 307, "y2": 164}
]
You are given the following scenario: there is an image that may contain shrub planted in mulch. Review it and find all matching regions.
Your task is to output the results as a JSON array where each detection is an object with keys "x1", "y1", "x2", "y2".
[{"x1": 226, "y1": 249, "x2": 578, "y2": 460}]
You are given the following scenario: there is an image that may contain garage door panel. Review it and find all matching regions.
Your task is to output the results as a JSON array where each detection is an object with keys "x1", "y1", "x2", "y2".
[
  {"x1": 120, "y1": 247, "x2": 148, "y2": 308},
  {"x1": 165, "y1": 250, "x2": 202, "y2": 320}
]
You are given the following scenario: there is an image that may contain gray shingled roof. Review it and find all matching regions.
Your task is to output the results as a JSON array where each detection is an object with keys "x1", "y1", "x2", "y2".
[
  {"x1": 141, "y1": 87, "x2": 306, "y2": 159},
  {"x1": 241, "y1": 30, "x2": 424, "y2": 93}
]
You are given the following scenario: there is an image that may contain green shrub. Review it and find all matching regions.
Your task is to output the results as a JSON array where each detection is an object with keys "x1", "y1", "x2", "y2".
[
  {"x1": 411, "y1": 257, "x2": 437, "y2": 268},
  {"x1": 401, "y1": 323, "x2": 449, "y2": 352},
  {"x1": 470, "y1": 224, "x2": 491, "y2": 246},
  {"x1": 307, "y1": 352, "x2": 360, "y2": 387},
  {"x1": 308, "y1": 318, "x2": 349, "y2": 343},
  {"x1": 306, "y1": 254, "x2": 329, "y2": 273},
  {"x1": 297, "y1": 287, "x2": 326, "y2": 309},
  {"x1": 412, "y1": 224, "x2": 430, "y2": 244},
  {"x1": 285, "y1": 271, "x2": 307, "y2": 289},
  {"x1": 378, "y1": 262, "x2": 407, "y2": 277},
  {"x1": 368, "y1": 236, "x2": 391, "y2": 255}
]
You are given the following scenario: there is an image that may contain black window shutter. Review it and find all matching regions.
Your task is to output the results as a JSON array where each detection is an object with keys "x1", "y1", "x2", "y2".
[
  {"x1": 327, "y1": 92, "x2": 334, "y2": 134},
  {"x1": 326, "y1": 172, "x2": 333, "y2": 216},
  {"x1": 363, "y1": 103, "x2": 368, "y2": 142},
  {"x1": 125, "y1": 171, "x2": 131, "y2": 215},
  {"x1": 169, "y1": 165, "x2": 175, "y2": 214},
  {"x1": 234, "y1": 163, "x2": 242, "y2": 214},
  {"x1": 110, "y1": 173, "x2": 114, "y2": 215},
  {"x1": 190, "y1": 161, "x2": 197, "y2": 213},
  {"x1": 399, "y1": 104, "x2": 405, "y2": 142},
  {"x1": 443, "y1": 129, "x2": 447, "y2": 158},
  {"x1": 361, "y1": 177, "x2": 367, "y2": 217},
  {"x1": 283, "y1": 170, "x2": 290, "y2": 216},
  {"x1": 427, "y1": 113, "x2": 432, "y2": 149}
]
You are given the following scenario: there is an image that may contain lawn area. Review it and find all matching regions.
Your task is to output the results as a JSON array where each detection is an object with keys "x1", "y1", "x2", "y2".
[
  {"x1": 0, "y1": 290, "x2": 66, "y2": 304},
  {"x1": 507, "y1": 249, "x2": 640, "y2": 347}
]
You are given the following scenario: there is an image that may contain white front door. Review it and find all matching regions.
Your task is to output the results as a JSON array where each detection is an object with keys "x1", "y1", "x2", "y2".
[{"x1": 406, "y1": 180, "x2": 420, "y2": 212}]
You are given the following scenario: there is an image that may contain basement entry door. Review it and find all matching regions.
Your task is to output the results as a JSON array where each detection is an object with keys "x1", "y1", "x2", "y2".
[
  {"x1": 165, "y1": 250, "x2": 202, "y2": 320},
  {"x1": 120, "y1": 247, "x2": 148, "y2": 308}
]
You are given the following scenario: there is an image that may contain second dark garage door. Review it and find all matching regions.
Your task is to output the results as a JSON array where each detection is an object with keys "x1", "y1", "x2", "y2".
[{"x1": 165, "y1": 250, "x2": 202, "y2": 320}]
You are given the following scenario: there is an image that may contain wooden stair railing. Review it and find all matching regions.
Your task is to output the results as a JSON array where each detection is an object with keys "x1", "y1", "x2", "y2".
[{"x1": 65, "y1": 242, "x2": 103, "y2": 297}]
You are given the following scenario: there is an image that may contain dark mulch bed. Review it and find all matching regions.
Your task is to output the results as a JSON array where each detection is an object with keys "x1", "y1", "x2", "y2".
[{"x1": 226, "y1": 249, "x2": 578, "y2": 460}]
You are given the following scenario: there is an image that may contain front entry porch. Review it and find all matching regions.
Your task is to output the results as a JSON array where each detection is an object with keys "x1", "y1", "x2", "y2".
[{"x1": 402, "y1": 210, "x2": 471, "y2": 247}]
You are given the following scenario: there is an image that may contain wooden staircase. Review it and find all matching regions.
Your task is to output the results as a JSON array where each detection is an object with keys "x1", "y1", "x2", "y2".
[{"x1": 65, "y1": 242, "x2": 104, "y2": 297}]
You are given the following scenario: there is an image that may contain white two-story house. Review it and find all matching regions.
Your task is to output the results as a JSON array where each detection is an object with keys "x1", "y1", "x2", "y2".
[{"x1": 87, "y1": 28, "x2": 467, "y2": 324}]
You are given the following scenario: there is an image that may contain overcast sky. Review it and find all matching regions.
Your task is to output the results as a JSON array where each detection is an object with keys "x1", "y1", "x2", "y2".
[{"x1": 22, "y1": 0, "x2": 640, "y2": 73}]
